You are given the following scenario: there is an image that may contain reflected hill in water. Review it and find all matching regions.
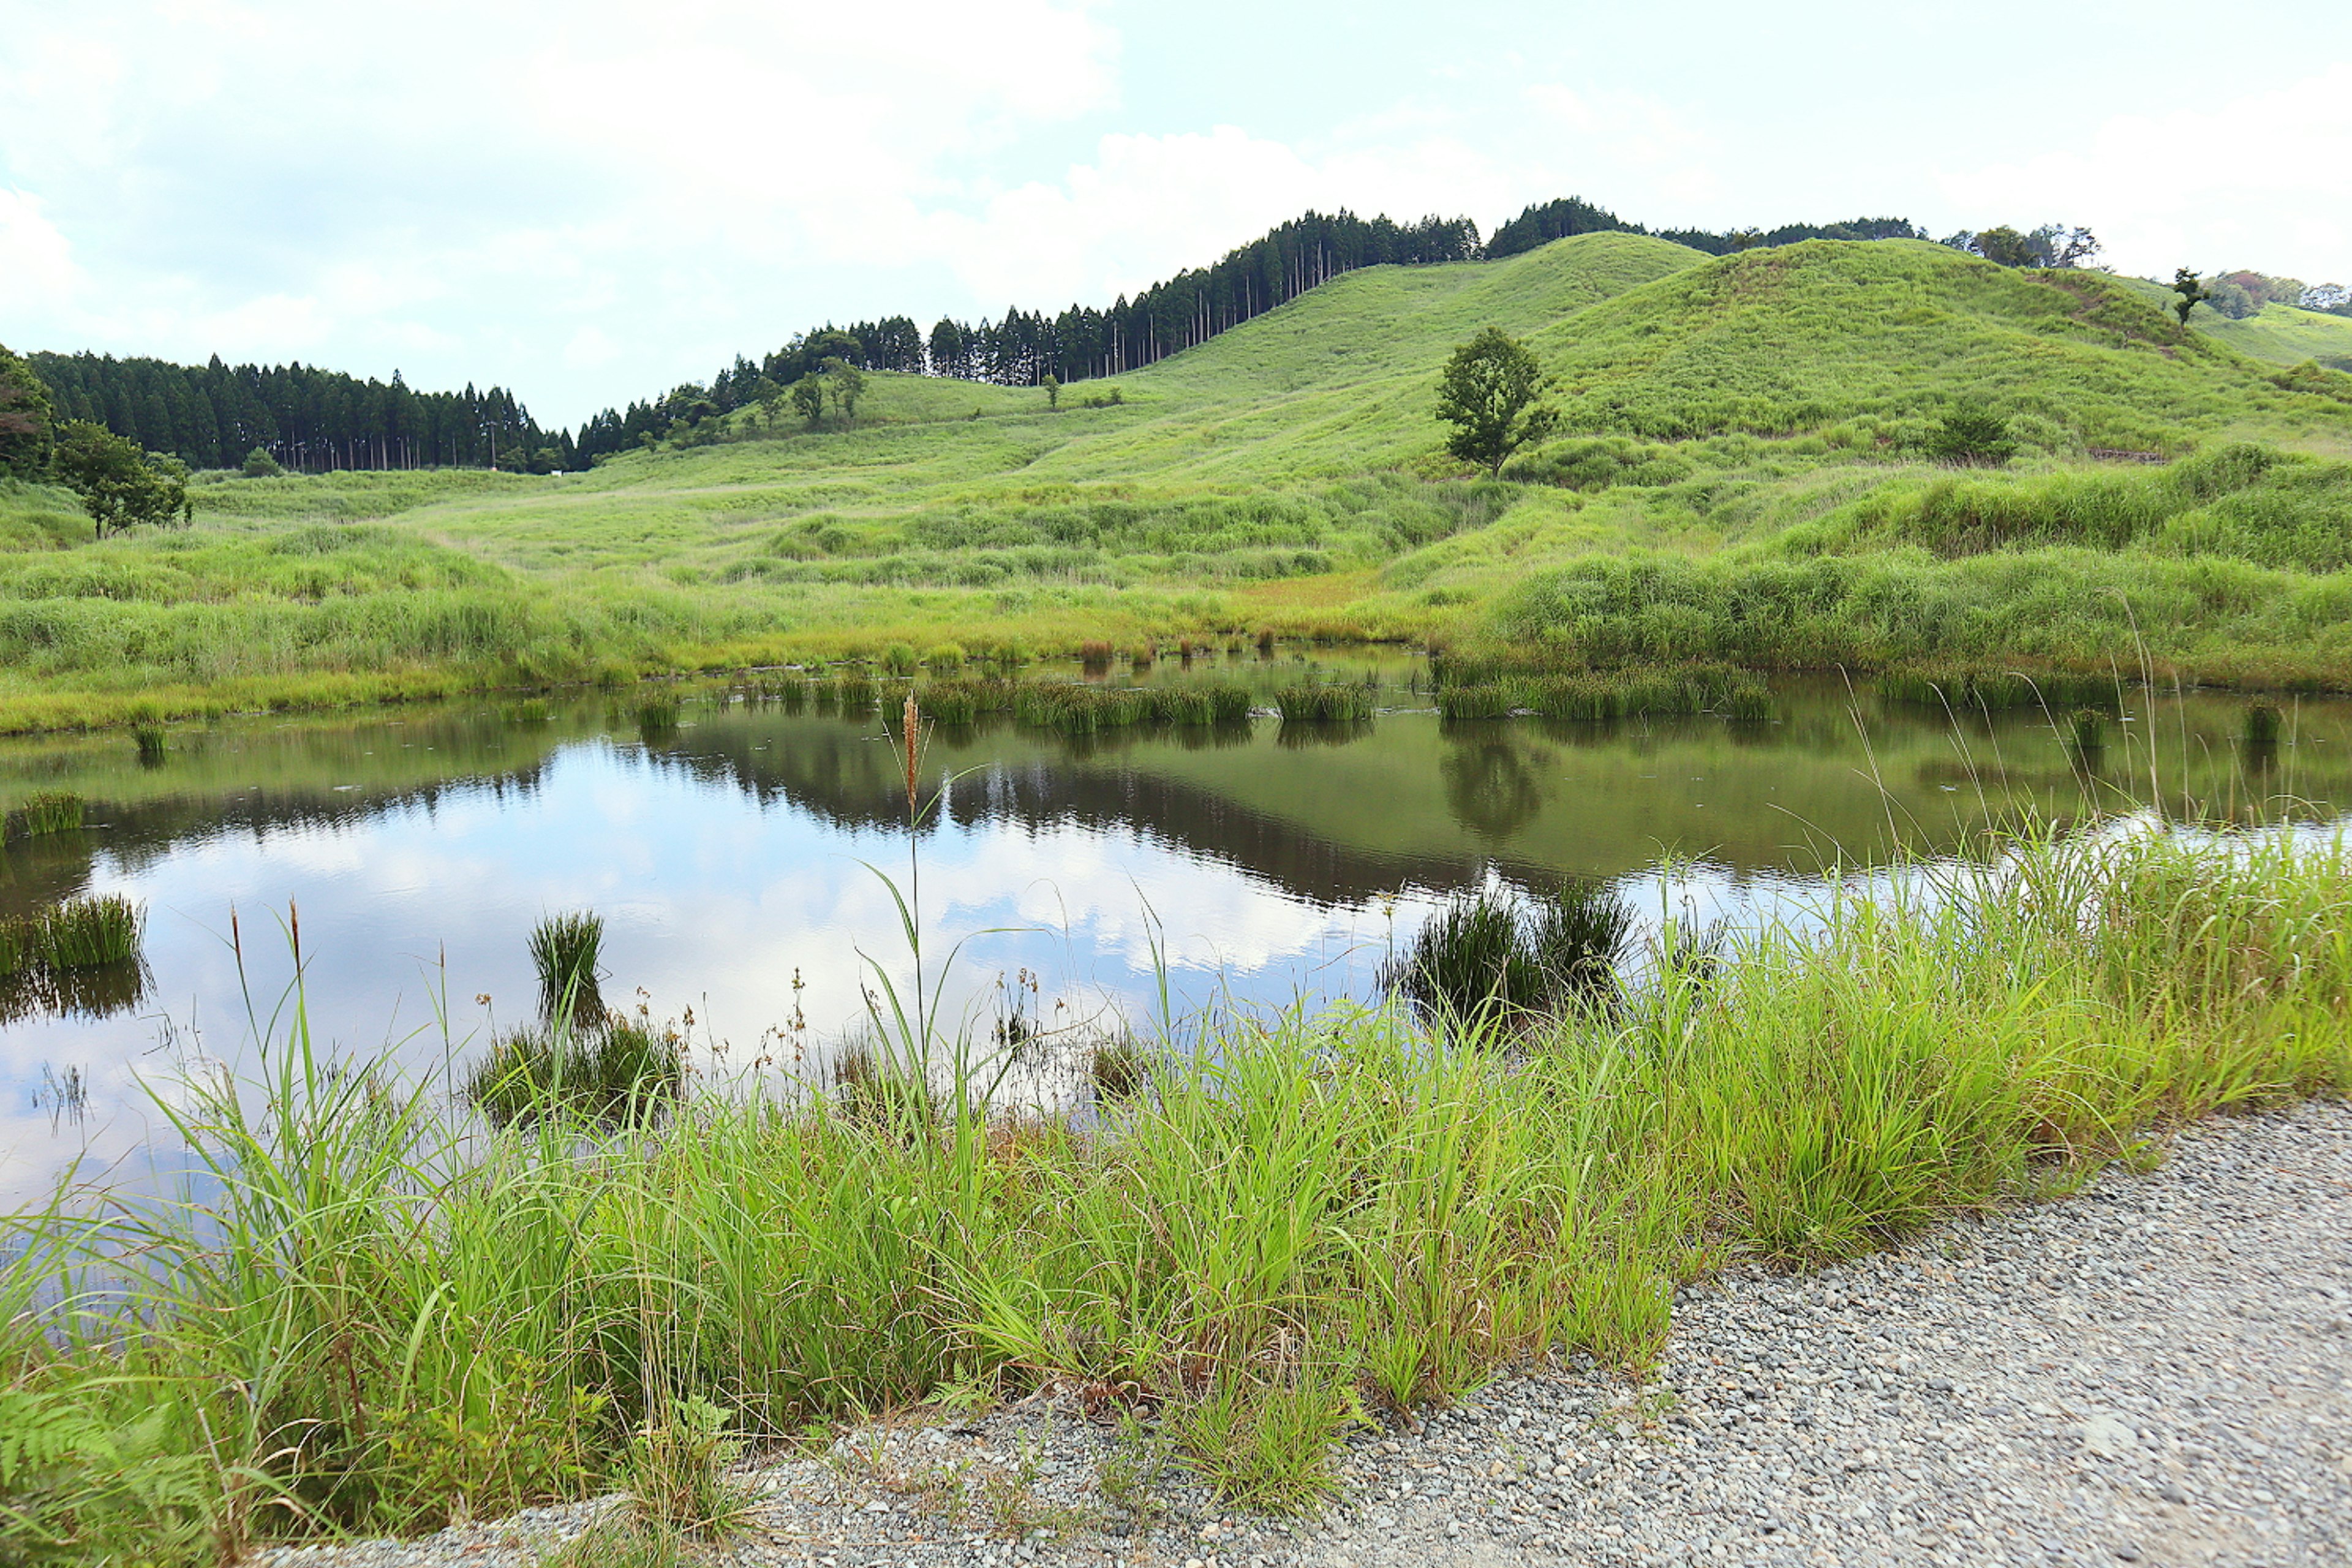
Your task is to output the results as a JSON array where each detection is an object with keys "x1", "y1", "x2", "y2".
[{"x1": 4, "y1": 679, "x2": 2347, "y2": 922}]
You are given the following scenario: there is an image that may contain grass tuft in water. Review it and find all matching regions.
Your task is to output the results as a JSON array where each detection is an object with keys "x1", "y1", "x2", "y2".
[
  {"x1": 467, "y1": 1014, "x2": 681, "y2": 1129},
  {"x1": 12, "y1": 790, "x2": 85, "y2": 838},
  {"x1": 529, "y1": 911, "x2": 606, "y2": 1025},
  {"x1": 1382, "y1": 880, "x2": 1634, "y2": 1031},
  {"x1": 134, "y1": 725, "x2": 168, "y2": 763},
  {"x1": 1, "y1": 894, "x2": 145, "y2": 978},
  {"x1": 635, "y1": 699, "x2": 679, "y2": 743},
  {"x1": 2245, "y1": 701, "x2": 2283, "y2": 745},
  {"x1": 1275, "y1": 683, "x2": 1374, "y2": 723}
]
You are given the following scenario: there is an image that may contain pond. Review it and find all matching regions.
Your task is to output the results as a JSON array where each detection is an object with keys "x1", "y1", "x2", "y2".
[{"x1": 3, "y1": 649, "x2": 2345, "y2": 1202}]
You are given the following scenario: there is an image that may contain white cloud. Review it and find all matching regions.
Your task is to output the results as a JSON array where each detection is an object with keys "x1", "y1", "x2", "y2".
[
  {"x1": 0, "y1": 189, "x2": 81, "y2": 306},
  {"x1": 1941, "y1": 64, "x2": 2352, "y2": 282}
]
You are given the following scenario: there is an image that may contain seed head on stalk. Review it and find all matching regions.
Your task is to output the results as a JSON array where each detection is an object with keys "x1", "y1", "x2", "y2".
[{"x1": 902, "y1": 692, "x2": 921, "y2": 826}]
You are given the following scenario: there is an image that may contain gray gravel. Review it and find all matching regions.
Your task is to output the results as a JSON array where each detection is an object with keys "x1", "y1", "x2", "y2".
[{"x1": 258, "y1": 1099, "x2": 2352, "y2": 1568}]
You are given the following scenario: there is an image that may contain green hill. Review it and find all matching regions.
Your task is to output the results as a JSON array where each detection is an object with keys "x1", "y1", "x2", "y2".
[
  {"x1": 2111, "y1": 275, "x2": 2352, "y2": 372},
  {"x1": 4, "y1": 234, "x2": 2352, "y2": 729}
]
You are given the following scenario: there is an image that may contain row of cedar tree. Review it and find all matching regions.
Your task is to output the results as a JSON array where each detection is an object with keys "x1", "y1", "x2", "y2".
[{"x1": 26, "y1": 200, "x2": 1923, "y2": 475}]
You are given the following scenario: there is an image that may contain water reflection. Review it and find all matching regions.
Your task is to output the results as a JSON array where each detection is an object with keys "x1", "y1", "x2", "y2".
[{"x1": 1, "y1": 671, "x2": 2346, "y2": 1200}]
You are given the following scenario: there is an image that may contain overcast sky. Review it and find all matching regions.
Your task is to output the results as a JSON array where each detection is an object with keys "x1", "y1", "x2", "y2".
[{"x1": 5, "y1": 1, "x2": 2348, "y2": 427}]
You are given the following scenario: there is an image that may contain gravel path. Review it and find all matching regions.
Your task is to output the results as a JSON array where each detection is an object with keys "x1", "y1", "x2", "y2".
[{"x1": 262, "y1": 1100, "x2": 2352, "y2": 1568}]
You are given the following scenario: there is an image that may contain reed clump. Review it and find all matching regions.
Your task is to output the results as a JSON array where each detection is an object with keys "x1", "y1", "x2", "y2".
[
  {"x1": 466, "y1": 1014, "x2": 682, "y2": 1130},
  {"x1": 1876, "y1": 665, "x2": 2127, "y2": 712},
  {"x1": 530, "y1": 911, "x2": 606, "y2": 1024},
  {"x1": 7, "y1": 832, "x2": 2350, "y2": 1548},
  {"x1": 10, "y1": 790, "x2": 85, "y2": 839},
  {"x1": 0, "y1": 893, "x2": 145, "y2": 980},
  {"x1": 134, "y1": 725, "x2": 168, "y2": 763},
  {"x1": 2245, "y1": 701, "x2": 2284, "y2": 745},
  {"x1": 635, "y1": 699, "x2": 680, "y2": 742},
  {"x1": 1274, "y1": 682, "x2": 1375, "y2": 723},
  {"x1": 1380, "y1": 880, "x2": 1633, "y2": 1030}
]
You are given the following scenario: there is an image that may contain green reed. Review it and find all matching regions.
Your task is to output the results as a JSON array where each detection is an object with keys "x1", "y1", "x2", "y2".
[{"x1": 12, "y1": 790, "x2": 86, "y2": 838}]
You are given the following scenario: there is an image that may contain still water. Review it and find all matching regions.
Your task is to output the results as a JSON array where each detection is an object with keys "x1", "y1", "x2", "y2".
[{"x1": 3, "y1": 652, "x2": 2345, "y2": 1201}]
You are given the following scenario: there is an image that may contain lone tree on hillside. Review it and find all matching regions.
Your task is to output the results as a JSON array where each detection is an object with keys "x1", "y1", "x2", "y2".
[
  {"x1": 1436, "y1": 328, "x2": 1559, "y2": 478},
  {"x1": 53, "y1": 420, "x2": 190, "y2": 536},
  {"x1": 2172, "y1": 268, "x2": 2212, "y2": 325},
  {"x1": 0, "y1": 342, "x2": 56, "y2": 479},
  {"x1": 823, "y1": 356, "x2": 865, "y2": 423},
  {"x1": 789, "y1": 374, "x2": 827, "y2": 428}
]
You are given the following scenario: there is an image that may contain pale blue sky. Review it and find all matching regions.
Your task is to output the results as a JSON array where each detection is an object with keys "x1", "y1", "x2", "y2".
[{"x1": 4, "y1": 1, "x2": 2346, "y2": 426}]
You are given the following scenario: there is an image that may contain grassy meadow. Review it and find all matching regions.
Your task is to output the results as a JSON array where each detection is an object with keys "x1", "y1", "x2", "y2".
[{"x1": 4, "y1": 235, "x2": 2352, "y2": 731}]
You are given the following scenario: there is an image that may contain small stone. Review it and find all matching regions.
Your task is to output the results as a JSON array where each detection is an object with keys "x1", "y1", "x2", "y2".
[{"x1": 2080, "y1": 1415, "x2": 2136, "y2": 1458}]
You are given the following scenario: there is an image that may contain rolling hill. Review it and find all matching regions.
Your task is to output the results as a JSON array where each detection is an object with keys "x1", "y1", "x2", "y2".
[{"x1": 2, "y1": 233, "x2": 2351, "y2": 729}]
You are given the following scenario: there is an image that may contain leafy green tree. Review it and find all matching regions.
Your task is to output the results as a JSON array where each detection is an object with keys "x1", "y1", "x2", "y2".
[
  {"x1": 2201, "y1": 277, "x2": 2260, "y2": 320},
  {"x1": 53, "y1": 420, "x2": 190, "y2": 535},
  {"x1": 789, "y1": 375, "x2": 826, "y2": 428},
  {"x1": 1042, "y1": 372, "x2": 1060, "y2": 410},
  {"x1": 0, "y1": 341, "x2": 56, "y2": 478},
  {"x1": 1435, "y1": 328, "x2": 1559, "y2": 477},
  {"x1": 753, "y1": 377, "x2": 786, "y2": 429},
  {"x1": 1970, "y1": 226, "x2": 2040, "y2": 268},
  {"x1": 2172, "y1": 268, "x2": 2213, "y2": 325},
  {"x1": 806, "y1": 330, "x2": 862, "y2": 365},
  {"x1": 823, "y1": 357, "x2": 865, "y2": 423},
  {"x1": 1926, "y1": 400, "x2": 2017, "y2": 466}
]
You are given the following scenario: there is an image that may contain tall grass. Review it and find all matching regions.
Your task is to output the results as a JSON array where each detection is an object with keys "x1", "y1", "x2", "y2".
[{"x1": 4, "y1": 832, "x2": 2350, "y2": 1554}]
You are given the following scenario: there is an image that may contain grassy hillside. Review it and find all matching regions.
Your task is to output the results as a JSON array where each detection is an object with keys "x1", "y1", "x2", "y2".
[
  {"x1": 4, "y1": 234, "x2": 2352, "y2": 729},
  {"x1": 2114, "y1": 276, "x2": 2352, "y2": 371}
]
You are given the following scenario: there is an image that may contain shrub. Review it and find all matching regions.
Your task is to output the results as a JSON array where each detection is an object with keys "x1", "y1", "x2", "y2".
[
  {"x1": 240, "y1": 447, "x2": 284, "y2": 478},
  {"x1": 880, "y1": 643, "x2": 919, "y2": 677},
  {"x1": 1927, "y1": 401, "x2": 2018, "y2": 466}
]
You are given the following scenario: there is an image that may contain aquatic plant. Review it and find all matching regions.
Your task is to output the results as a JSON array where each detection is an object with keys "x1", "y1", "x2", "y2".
[
  {"x1": 1275, "y1": 682, "x2": 1375, "y2": 723},
  {"x1": 465, "y1": 1014, "x2": 681, "y2": 1130},
  {"x1": 1379, "y1": 888, "x2": 1545, "y2": 1030},
  {"x1": 1525, "y1": 880, "x2": 1636, "y2": 1012},
  {"x1": 529, "y1": 911, "x2": 606, "y2": 1025},
  {"x1": 13, "y1": 790, "x2": 85, "y2": 838},
  {"x1": 1434, "y1": 683, "x2": 1515, "y2": 720},
  {"x1": 134, "y1": 725, "x2": 167, "y2": 763},
  {"x1": 2245, "y1": 701, "x2": 2283, "y2": 745},
  {"x1": 880, "y1": 643, "x2": 919, "y2": 677},
  {"x1": 924, "y1": 643, "x2": 965, "y2": 674},
  {"x1": 2070, "y1": 707, "x2": 2109, "y2": 753},
  {"x1": 0, "y1": 894, "x2": 145, "y2": 979},
  {"x1": 635, "y1": 699, "x2": 679, "y2": 743},
  {"x1": 1078, "y1": 639, "x2": 1114, "y2": 670},
  {"x1": 835, "y1": 673, "x2": 878, "y2": 714},
  {"x1": 1381, "y1": 880, "x2": 1635, "y2": 1030}
]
